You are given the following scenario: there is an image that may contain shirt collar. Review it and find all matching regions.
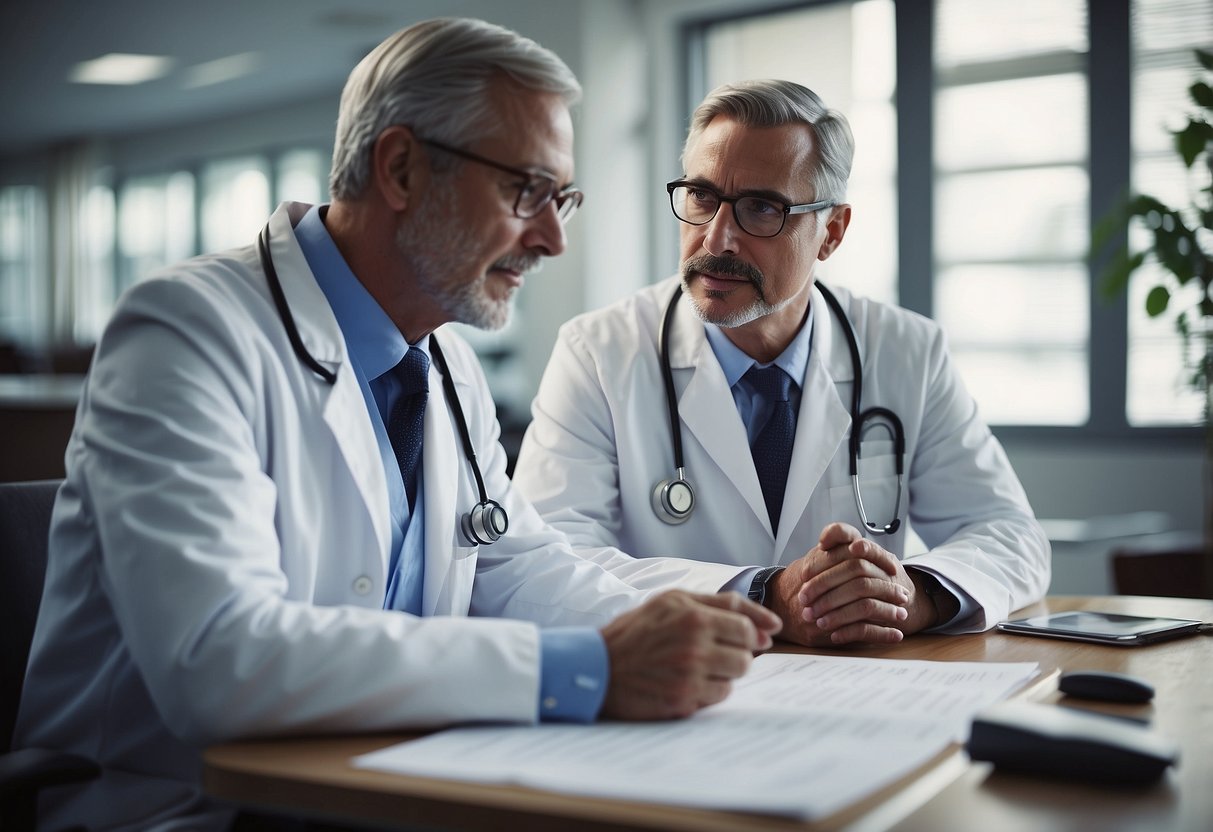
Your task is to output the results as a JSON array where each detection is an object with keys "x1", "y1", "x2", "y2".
[
  {"x1": 703, "y1": 297, "x2": 815, "y2": 388},
  {"x1": 294, "y1": 204, "x2": 419, "y2": 380}
]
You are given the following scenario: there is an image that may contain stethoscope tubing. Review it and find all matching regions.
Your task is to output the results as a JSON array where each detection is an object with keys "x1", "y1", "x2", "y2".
[
  {"x1": 257, "y1": 222, "x2": 507, "y2": 544},
  {"x1": 657, "y1": 279, "x2": 905, "y2": 535}
]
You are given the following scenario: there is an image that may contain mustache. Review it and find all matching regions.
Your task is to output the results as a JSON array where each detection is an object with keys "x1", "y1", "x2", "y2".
[
  {"x1": 681, "y1": 254, "x2": 765, "y2": 292},
  {"x1": 492, "y1": 253, "x2": 543, "y2": 275}
]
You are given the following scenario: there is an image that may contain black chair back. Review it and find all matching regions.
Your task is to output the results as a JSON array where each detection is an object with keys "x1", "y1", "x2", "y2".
[{"x1": 0, "y1": 480, "x2": 61, "y2": 753}]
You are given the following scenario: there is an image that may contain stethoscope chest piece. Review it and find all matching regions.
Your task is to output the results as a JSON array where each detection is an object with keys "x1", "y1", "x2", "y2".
[
  {"x1": 652, "y1": 476, "x2": 695, "y2": 525},
  {"x1": 462, "y1": 499, "x2": 509, "y2": 545}
]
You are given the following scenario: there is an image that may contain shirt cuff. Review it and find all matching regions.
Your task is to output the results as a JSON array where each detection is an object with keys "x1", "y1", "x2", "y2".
[
  {"x1": 538, "y1": 627, "x2": 609, "y2": 723},
  {"x1": 721, "y1": 566, "x2": 762, "y2": 595},
  {"x1": 907, "y1": 567, "x2": 979, "y2": 632}
]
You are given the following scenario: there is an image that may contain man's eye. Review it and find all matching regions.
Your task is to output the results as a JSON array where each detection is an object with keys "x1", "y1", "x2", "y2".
[
  {"x1": 687, "y1": 187, "x2": 715, "y2": 203},
  {"x1": 744, "y1": 198, "x2": 780, "y2": 216}
]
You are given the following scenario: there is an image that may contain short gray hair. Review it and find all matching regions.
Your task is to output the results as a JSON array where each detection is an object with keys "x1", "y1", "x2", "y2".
[
  {"x1": 683, "y1": 79, "x2": 854, "y2": 204},
  {"x1": 329, "y1": 17, "x2": 581, "y2": 200}
]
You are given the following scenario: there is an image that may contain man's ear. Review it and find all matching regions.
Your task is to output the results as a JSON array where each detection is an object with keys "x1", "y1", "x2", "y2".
[
  {"x1": 371, "y1": 125, "x2": 420, "y2": 213},
  {"x1": 817, "y1": 204, "x2": 852, "y2": 261}
]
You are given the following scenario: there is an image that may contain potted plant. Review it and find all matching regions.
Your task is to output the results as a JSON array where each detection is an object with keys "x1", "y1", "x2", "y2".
[{"x1": 1092, "y1": 47, "x2": 1212, "y2": 597}]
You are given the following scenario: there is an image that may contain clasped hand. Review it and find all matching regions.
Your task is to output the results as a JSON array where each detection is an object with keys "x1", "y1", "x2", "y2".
[{"x1": 766, "y1": 522, "x2": 937, "y2": 647}]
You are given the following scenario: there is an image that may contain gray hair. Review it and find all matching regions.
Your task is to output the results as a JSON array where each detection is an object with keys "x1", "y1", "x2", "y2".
[
  {"x1": 683, "y1": 79, "x2": 854, "y2": 204},
  {"x1": 329, "y1": 17, "x2": 581, "y2": 200}
]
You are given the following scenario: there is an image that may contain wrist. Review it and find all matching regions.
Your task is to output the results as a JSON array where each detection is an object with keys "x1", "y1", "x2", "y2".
[{"x1": 910, "y1": 570, "x2": 959, "y2": 631}]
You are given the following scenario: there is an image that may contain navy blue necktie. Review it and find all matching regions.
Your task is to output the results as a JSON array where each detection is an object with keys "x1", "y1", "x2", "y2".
[
  {"x1": 387, "y1": 348, "x2": 430, "y2": 510},
  {"x1": 746, "y1": 365, "x2": 796, "y2": 535}
]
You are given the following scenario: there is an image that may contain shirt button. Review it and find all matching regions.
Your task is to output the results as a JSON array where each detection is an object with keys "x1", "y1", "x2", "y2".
[
  {"x1": 352, "y1": 575, "x2": 373, "y2": 595},
  {"x1": 543, "y1": 696, "x2": 558, "y2": 711}
]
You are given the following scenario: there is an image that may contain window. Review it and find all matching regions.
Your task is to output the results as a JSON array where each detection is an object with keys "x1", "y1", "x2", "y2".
[
  {"x1": 933, "y1": 0, "x2": 1090, "y2": 426},
  {"x1": 0, "y1": 186, "x2": 47, "y2": 345},
  {"x1": 697, "y1": 0, "x2": 898, "y2": 305},
  {"x1": 276, "y1": 149, "x2": 329, "y2": 206},
  {"x1": 201, "y1": 156, "x2": 271, "y2": 253},
  {"x1": 117, "y1": 171, "x2": 195, "y2": 291},
  {"x1": 1126, "y1": 0, "x2": 1210, "y2": 425}
]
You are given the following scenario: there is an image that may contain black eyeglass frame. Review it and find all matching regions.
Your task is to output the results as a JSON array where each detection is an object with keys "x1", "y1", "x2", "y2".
[
  {"x1": 420, "y1": 138, "x2": 584, "y2": 223},
  {"x1": 665, "y1": 179, "x2": 834, "y2": 238}
]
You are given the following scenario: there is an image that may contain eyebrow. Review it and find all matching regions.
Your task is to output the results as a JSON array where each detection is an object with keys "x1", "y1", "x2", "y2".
[{"x1": 679, "y1": 175, "x2": 796, "y2": 205}]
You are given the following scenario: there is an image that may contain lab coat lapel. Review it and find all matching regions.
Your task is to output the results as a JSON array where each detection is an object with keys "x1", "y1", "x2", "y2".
[
  {"x1": 266, "y1": 203, "x2": 391, "y2": 569},
  {"x1": 778, "y1": 283, "x2": 853, "y2": 553},
  {"x1": 668, "y1": 296, "x2": 772, "y2": 534},
  {"x1": 420, "y1": 360, "x2": 464, "y2": 616}
]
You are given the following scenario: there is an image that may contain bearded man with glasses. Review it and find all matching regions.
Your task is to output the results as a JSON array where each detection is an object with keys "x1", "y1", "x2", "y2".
[{"x1": 515, "y1": 79, "x2": 1049, "y2": 651}]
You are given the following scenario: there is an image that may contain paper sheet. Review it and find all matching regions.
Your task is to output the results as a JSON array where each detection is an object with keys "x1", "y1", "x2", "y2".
[{"x1": 353, "y1": 654, "x2": 1038, "y2": 820}]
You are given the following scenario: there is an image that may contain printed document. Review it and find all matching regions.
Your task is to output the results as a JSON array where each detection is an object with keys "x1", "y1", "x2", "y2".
[{"x1": 353, "y1": 654, "x2": 1037, "y2": 819}]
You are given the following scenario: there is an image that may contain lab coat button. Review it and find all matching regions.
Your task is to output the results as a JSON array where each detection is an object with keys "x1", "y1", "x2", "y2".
[{"x1": 352, "y1": 575, "x2": 373, "y2": 595}]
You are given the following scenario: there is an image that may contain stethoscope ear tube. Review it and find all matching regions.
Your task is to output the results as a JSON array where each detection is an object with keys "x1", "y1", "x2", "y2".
[
  {"x1": 652, "y1": 285, "x2": 697, "y2": 525},
  {"x1": 259, "y1": 221, "x2": 505, "y2": 544},
  {"x1": 430, "y1": 337, "x2": 510, "y2": 546},
  {"x1": 652, "y1": 279, "x2": 906, "y2": 536}
]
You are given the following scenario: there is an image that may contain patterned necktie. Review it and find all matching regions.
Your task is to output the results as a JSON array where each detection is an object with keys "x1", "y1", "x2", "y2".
[
  {"x1": 387, "y1": 348, "x2": 430, "y2": 509},
  {"x1": 746, "y1": 364, "x2": 796, "y2": 535}
]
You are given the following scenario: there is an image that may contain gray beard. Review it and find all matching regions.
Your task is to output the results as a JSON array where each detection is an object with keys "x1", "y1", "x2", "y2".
[{"x1": 395, "y1": 190, "x2": 512, "y2": 331}]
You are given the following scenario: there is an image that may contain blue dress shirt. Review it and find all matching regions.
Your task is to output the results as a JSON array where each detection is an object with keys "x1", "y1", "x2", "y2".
[{"x1": 294, "y1": 205, "x2": 606, "y2": 721}]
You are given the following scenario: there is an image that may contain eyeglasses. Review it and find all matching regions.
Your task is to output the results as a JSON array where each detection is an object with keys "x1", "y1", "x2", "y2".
[
  {"x1": 420, "y1": 138, "x2": 584, "y2": 224},
  {"x1": 666, "y1": 180, "x2": 833, "y2": 238}
]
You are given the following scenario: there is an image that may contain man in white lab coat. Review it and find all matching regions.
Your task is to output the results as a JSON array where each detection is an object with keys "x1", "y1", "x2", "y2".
[
  {"x1": 514, "y1": 79, "x2": 1049, "y2": 648},
  {"x1": 14, "y1": 19, "x2": 779, "y2": 831}
]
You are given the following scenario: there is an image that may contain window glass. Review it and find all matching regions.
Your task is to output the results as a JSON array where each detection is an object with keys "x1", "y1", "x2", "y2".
[
  {"x1": 934, "y1": 0, "x2": 1089, "y2": 426},
  {"x1": 80, "y1": 182, "x2": 116, "y2": 336},
  {"x1": 277, "y1": 149, "x2": 329, "y2": 206},
  {"x1": 934, "y1": 0, "x2": 1087, "y2": 68},
  {"x1": 1126, "y1": 0, "x2": 1211, "y2": 426},
  {"x1": 201, "y1": 156, "x2": 270, "y2": 252},
  {"x1": 936, "y1": 74, "x2": 1087, "y2": 170},
  {"x1": 0, "y1": 186, "x2": 47, "y2": 345},
  {"x1": 701, "y1": 0, "x2": 898, "y2": 305},
  {"x1": 117, "y1": 171, "x2": 195, "y2": 290}
]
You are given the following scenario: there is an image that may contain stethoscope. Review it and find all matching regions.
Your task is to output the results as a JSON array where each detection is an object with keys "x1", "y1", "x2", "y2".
[
  {"x1": 653, "y1": 280, "x2": 905, "y2": 536},
  {"x1": 257, "y1": 223, "x2": 508, "y2": 546}
]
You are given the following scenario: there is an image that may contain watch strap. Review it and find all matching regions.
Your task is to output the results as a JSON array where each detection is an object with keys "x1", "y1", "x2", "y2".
[{"x1": 748, "y1": 566, "x2": 785, "y2": 607}]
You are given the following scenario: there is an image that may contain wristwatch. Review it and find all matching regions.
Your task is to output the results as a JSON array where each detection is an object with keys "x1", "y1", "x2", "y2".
[
  {"x1": 747, "y1": 566, "x2": 785, "y2": 607},
  {"x1": 912, "y1": 569, "x2": 958, "y2": 626}
]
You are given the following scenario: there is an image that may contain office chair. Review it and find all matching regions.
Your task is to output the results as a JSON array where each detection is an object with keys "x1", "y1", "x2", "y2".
[
  {"x1": 0, "y1": 480, "x2": 99, "y2": 831},
  {"x1": 1111, "y1": 538, "x2": 1212, "y2": 599}
]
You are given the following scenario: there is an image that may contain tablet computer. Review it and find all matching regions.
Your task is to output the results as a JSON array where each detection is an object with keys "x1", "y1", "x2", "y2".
[{"x1": 996, "y1": 610, "x2": 1203, "y2": 646}]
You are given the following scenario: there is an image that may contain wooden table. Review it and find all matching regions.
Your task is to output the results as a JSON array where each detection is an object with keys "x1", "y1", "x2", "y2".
[{"x1": 204, "y1": 596, "x2": 1212, "y2": 831}]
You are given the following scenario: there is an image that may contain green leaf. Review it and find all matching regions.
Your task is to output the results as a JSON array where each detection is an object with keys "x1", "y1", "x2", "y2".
[
  {"x1": 1192, "y1": 82, "x2": 1213, "y2": 110},
  {"x1": 1145, "y1": 285, "x2": 1171, "y2": 317},
  {"x1": 1198, "y1": 48, "x2": 1213, "y2": 72},
  {"x1": 1174, "y1": 120, "x2": 1213, "y2": 168}
]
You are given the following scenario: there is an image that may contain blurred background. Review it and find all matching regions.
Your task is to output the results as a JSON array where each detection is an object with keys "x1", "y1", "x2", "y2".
[{"x1": 0, "y1": 0, "x2": 1208, "y2": 594}]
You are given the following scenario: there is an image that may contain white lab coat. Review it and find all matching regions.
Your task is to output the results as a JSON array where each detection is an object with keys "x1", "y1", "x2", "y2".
[
  {"x1": 15, "y1": 203, "x2": 644, "y2": 831},
  {"x1": 514, "y1": 275, "x2": 1049, "y2": 631}
]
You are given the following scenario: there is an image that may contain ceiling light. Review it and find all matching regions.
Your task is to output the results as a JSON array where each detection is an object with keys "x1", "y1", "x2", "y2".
[
  {"x1": 182, "y1": 52, "x2": 261, "y2": 89},
  {"x1": 69, "y1": 53, "x2": 174, "y2": 85}
]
